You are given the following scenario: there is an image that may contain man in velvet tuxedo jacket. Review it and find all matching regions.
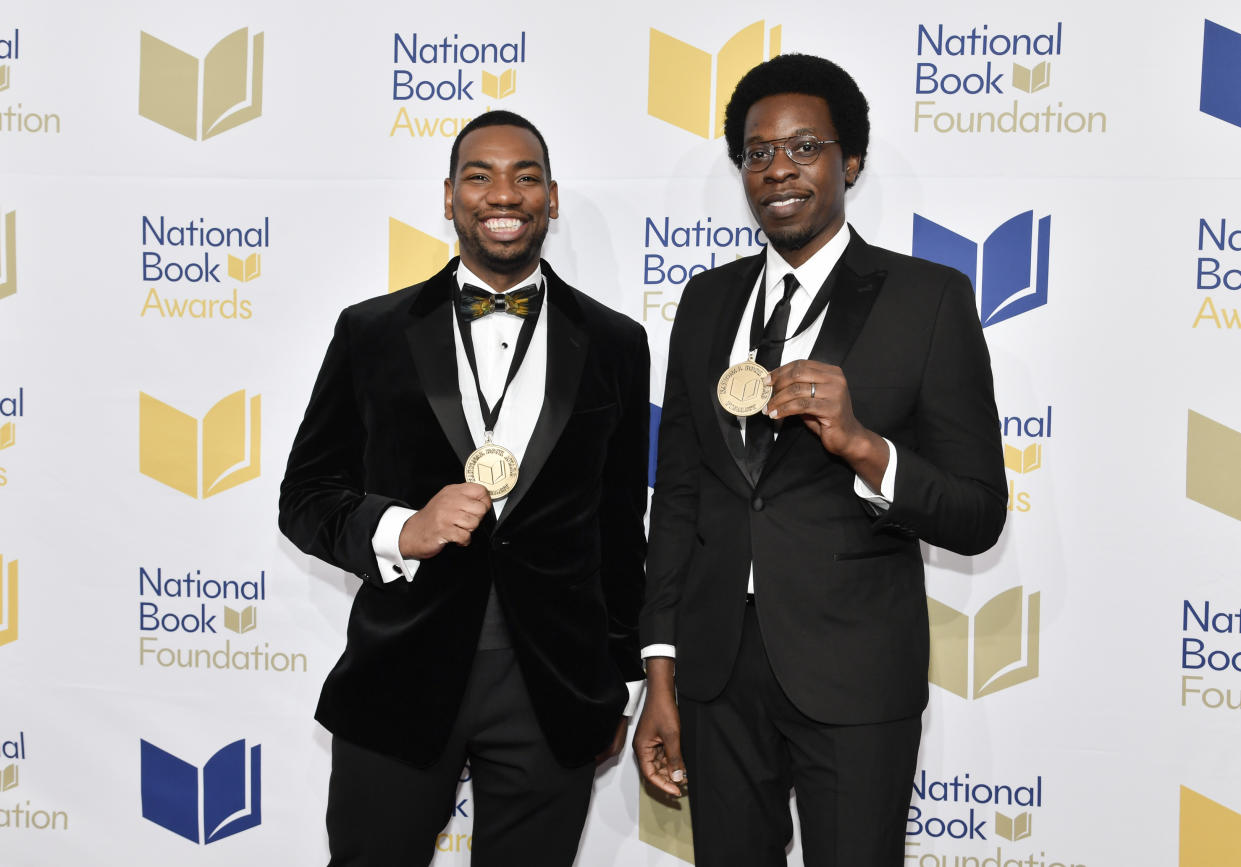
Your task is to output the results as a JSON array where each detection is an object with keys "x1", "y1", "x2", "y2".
[
  {"x1": 633, "y1": 56, "x2": 1007, "y2": 865},
  {"x1": 279, "y1": 111, "x2": 648, "y2": 866}
]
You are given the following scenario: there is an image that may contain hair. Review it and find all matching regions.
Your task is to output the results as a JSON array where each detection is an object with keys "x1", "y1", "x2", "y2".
[
  {"x1": 723, "y1": 53, "x2": 870, "y2": 185},
  {"x1": 448, "y1": 110, "x2": 552, "y2": 179}
]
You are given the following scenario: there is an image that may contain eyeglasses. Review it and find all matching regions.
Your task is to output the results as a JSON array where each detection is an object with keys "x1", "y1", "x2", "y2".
[{"x1": 740, "y1": 135, "x2": 840, "y2": 172}]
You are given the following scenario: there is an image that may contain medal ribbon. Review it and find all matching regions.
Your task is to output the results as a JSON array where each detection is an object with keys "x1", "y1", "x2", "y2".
[
  {"x1": 746, "y1": 264, "x2": 836, "y2": 360},
  {"x1": 453, "y1": 280, "x2": 544, "y2": 435}
]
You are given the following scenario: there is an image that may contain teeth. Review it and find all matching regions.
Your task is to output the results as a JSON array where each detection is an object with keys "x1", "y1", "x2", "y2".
[
  {"x1": 484, "y1": 218, "x2": 522, "y2": 230},
  {"x1": 769, "y1": 197, "x2": 803, "y2": 208}
]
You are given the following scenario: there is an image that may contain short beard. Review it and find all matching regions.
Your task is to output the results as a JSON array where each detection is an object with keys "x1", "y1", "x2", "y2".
[
  {"x1": 763, "y1": 224, "x2": 817, "y2": 253},
  {"x1": 454, "y1": 216, "x2": 548, "y2": 275}
]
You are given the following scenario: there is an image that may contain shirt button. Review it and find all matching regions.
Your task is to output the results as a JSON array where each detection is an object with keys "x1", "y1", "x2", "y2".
[{"x1": 751, "y1": 496, "x2": 764, "y2": 511}]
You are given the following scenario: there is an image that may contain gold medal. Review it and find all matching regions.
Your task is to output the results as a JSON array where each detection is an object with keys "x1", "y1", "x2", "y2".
[
  {"x1": 717, "y1": 352, "x2": 771, "y2": 417},
  {"x1": 464, "y1": 438, "x2": 520, "y2": 499}
]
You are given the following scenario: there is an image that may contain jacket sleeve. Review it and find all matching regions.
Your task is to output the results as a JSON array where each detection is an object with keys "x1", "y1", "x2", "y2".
[
  {"x1": 278, "y1": 311, "x2": 407, "y2": 584},
  {"x1": 599, "y1": 320, "x2": 651, "y2": 682},
  {"x1": 875, "y1": 269, "x2": 1008, "y2": 555}
]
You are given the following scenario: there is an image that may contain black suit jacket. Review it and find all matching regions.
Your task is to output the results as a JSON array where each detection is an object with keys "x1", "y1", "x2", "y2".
[
  {"x1": 279, "y1": 259, "x2": 649, "y2": 767},
  {"x1": 642, "y1": 230, "x2": 1006, "y2": 725}
]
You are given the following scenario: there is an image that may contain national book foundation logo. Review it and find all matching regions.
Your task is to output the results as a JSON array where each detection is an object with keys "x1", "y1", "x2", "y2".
[
  {"x1": 0, "y1": 555, "x2": 17, "y2": 647},
  {"x1": 1, "y1": 732, "x2": 70, "y2": 831},
  {"x1": 0, "y1": 29, "x2": 63, "y2": 136},
  {"x1": 1186, "y1": 410, "x2": 1241, "y2": 522},
  {"x1": 140, "y1": 739, "x2": 260, "y2": 844},
  {"x1": 1200, "y1": 20, "x2": 1241, "y2": 129},
  {"x1": 1179, "y1": 598, "x2": 1241, "y2": 712},
  {"x1": 1180, "y1": 786, "x2": 1241, "y2": 865},
  {"x1": 928, "y1": 586, "x2": 1040, "y2": 699},
  {"x1": 913, "y1": 211, "x2": 1051, "y2": 327},
  {"x1": 647, "y1": 21, "x2": 781, "y2": 139},
  {"x1": 389, "y1": 218, "x2": 458, "y2": 292},
  {"x1": 1, "y1": 209, "x2": 15, "y2": 301},
  {"x1": 139, "y1": 390, "x2": 261, "y2": 499},
  {"x1": 138, "y1": 27, "x2": 263, "y2": 140}
]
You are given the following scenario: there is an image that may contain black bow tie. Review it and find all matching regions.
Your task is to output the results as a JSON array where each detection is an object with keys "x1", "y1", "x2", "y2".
[{"x1": 456, "y1": 283, "x2": 544, "y2": 320}]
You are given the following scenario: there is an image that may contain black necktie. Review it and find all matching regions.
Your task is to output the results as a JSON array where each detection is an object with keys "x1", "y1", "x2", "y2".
[
  {"x1": 745, "y1": 274, "x2": 799, "y2": 481},
  {"x1": 456, "y1": 283, "x2": 543, "y2": 320}
]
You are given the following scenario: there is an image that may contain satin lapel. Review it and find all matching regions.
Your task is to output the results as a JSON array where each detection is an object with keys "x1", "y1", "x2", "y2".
[
  {"x1": 496, "y1": 265, "x2": 587, "y2": 528},
  {"x1": 760, "y1": 233, "x2": 888, "y2": 483},
  {"x1": 404, "y1": 259, "x2": 476, "y2": 468},
  {"x1": 710, "y1": 255, "x2": 766, "y2": 487}
]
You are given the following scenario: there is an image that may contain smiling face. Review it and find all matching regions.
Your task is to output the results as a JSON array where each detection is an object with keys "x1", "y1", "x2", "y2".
[
  {"x1": 444, "y1": 124, "x2": 558, "y2": 290},
  {"x1": 741, "y1": 93, "x2": 860, "y2": 269}
]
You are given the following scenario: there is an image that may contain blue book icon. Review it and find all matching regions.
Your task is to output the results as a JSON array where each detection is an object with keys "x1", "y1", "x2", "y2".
[
  {"x1": 912, "y1": 211, "x2": 1051, "y2": 328},
  {"x1": 140, "y1": 739, "x2": 262, "y2": 844},
  {"x1": 1201, "y1": 20, "x2": 1241, "y2": 128}
]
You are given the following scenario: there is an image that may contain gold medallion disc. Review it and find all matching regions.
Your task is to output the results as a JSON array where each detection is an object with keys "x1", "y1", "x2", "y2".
[
  {"x1": 717, "y1": 361, "x2": 771, "y2": 417},
  {"x1": 464, "y1": 442, "x2": 520, "y2": 499}
]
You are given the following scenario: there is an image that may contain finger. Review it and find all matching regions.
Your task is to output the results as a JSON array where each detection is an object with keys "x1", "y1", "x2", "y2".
[
  {"x1": 461, "y1": 482, "x2": 492, "y2": 503},
  {"x1": 443, "y1": 525, "x2": 472, "y2": 547}
]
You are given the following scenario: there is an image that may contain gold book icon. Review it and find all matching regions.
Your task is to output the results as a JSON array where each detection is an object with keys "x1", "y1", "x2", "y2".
[
  {"x1": 481, "y1": 68, "x2": 516, "y2": 99},
  {"x1": 1011, "y1": 61, "x2": 1051, "y2": 94},
  {"x1": 1187, "y1": 410, "x2": 1241, "y2": 522},
  {"x1": 0, "y1": 65, "x2": 10, "y2": 92},
  {"x1": 928, "y1": 586, "x2": 1040, "y2": 699},
  {"x1": 995, "y1": 811, "x2": 1031, "y2": 841},
  {"x1": 648, "y1": 21, "x2": 781, "y2": 139},
  {"x1": 228, "y1": 252, "x2": 261, "y2": 282},
  {"x1": 0, "y1": 209, "x2": 15, "y2": 301},
  {"x1": 1181, "y1": 786, "x2": 1241, "y2": 866},
  {"x1": 224, "y1": 605, "x2": 257, "y2": 634},
  {"x1": 139, "y1": 27, "x2": 264, "y2": 140},
  {"x1": 139, "y1": 390, "x2": 261, "y2": 499},
  {"x1": 638, "y1": 786, "x2": 695, "y2": 862},
  {"x1": 0, "y1": 421, "x2": 13, "y2": 450},
  {"x1": 388, "y1": 218, "x2": 458, "y2": 292},
  {"x1": 1003, "y1": 442, "x2": 1041, "y2": 473},
  {"x1": 0, "y1": 763, "x2": 17, "y2": 791},
  {"x1": 0, "y1": 557, "x2": 17, "y2": 648}
]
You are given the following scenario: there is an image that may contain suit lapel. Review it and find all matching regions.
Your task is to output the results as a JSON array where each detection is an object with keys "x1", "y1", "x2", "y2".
[
  {"x1": 496, "y1": 262, "x2": 588, "y2": 528},
  {"x1": 760, "y1": 230, "x2": 888, "y2": 483},
  {"x1": 710, "y1": 255, "x2": 766, "y2": 486},
  {"x1": 404, "y1": 259, "x2": 476, "y2": 468}
]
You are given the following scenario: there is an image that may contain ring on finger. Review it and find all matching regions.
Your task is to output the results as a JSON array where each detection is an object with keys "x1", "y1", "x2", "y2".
[{"x1": 809, "y1": 381, "x2": 816, "y2": 398}]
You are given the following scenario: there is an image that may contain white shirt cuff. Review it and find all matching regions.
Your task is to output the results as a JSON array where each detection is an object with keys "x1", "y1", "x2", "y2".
[
  {"x1": 624, "y1": 680, "x2": 644, "y2": 716},
  {"x1": 641, "y1": 644, "x2": 676, "y2": 660},
  {"x1": 854, "y1": 437, "x2": 898, "y2": 510},
  {"x1": 372, "y1": 506, "x2": 422, "y2": 583}
]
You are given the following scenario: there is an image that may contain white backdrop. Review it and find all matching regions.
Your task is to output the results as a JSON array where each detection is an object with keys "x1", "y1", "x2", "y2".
[{"x1": 3, "y1": 2, "x2": 1241, "y2": 865}]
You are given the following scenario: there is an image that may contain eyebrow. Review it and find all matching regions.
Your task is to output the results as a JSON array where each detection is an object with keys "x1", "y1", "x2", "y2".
[
  {"x1": 744, "y1": 127, "x2": 819, "y2": 144},
  {"x1": 459, "y1": 158, "x2": 545, "y2": 173}
]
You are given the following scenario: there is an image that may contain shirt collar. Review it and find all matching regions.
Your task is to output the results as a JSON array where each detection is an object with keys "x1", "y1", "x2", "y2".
[
  {"x1": 454, "y1": 260, "x2": 544, "y2": 295},
  {"x1": 763, "y1": 223, "x2": 851, "y2": 300}
]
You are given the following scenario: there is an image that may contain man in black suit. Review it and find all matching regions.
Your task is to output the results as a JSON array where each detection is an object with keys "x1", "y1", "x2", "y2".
[
  {"x1": 633, "y1": 55, "x2": 1007, "y2": 865},
  {"x1": 280, "y1": 110, "x2": 648, "y2": 866}
]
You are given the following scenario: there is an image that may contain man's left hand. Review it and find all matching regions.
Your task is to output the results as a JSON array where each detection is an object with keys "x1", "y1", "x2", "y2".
[
  {"x1": 764, "y1": 360, "x2": 889, "y2": 489},
  {"x1": 596, "y1": 717, "x2": 628, "y2": 764}
]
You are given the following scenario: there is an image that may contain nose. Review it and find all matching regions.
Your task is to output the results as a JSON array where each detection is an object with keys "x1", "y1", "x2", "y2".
[
  {"x1": 764, "y1": 147, "x2": 799, "y2": 181},
  {"x1": 487, "y1": 176, "x2": 521, "y2": 205}
]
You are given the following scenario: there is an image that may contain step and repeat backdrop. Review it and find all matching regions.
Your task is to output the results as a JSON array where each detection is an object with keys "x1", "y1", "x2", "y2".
[{"x1": 3, "y1": 1, "x2": 1241, "y2": 865}]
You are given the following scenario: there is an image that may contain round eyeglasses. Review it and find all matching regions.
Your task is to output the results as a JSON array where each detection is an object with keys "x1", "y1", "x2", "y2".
[{"x1": 741, "y1": 135, "x2": 840, "y2": 172}]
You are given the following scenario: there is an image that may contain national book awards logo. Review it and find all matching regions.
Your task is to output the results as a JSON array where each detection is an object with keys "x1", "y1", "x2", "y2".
[
  {"x1": 1200, "y1": 19, "x2": 1241, "y2": 130},
  {"x1": 640, "y1": 214, "x2": 766, "y2": 323},
  {"x1": 389, "y1": 31, "x2": 527, "y2": 138},
  {"x1": 1185, "y1": 409, "x2": 1241, "y2": 523},
  {"x1": 913, "y1": 211, "x2": 1050, "y2": 327},
  {"x1": 389, "y1": 218, "x2": 458, "y2": 292},
  {"x1": 136, "y1": 566, "x2": 307, "y2": 675},
  {"x1": 0, "y1": 29, "x2": 63, "y2": 136},
  {"x1": 1190, "y1": 218, "x2": 1241, "y2": 331},
  {"x1": 1000, "y1": 405, "x2": 1052, "y2": 514},
  {"x1": 1180, "y1": 786, "x2": 1241, "y2": 865},
  {"x1": 0, "y1": 554, "x2": 17, "y2": 648},
  {"x1": 912, "y1": 22, "x2": 1107, "y2": 136},
  {"x1": 138, "y1": 27, "x2": 263, "y2": 140},
  {"x1": 928, "y1": 586, "x2": 1040, "y2": 700},
  {"x1": 905, "y1": 769, "x2": 1085, "y2": 867},
  {"x1": 139, "y1": 389, "x2": 261, "y2": 499},
  {"x1": 0, "y1": 386, "x2": 22, "y2": 490},
  {"x1": 138, "y1": 215, "x2": 269, "y2": 320},
  {"x1": 647, "y1": 21, "x2": 780, "y2": 139},
  {"x1": 140, "y1": 738, "x2": 260, "y2": 843},
  {"x1": 1, "y1": 732, "x2": 70, "y2": 832},
  {"x1": 0, "y1": 208, "x2": 16, "y2": 302}
]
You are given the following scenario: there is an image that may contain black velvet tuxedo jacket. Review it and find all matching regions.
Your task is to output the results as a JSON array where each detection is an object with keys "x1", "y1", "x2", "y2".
[
  {"x1": 642, "y1": 230, "x2": 1007, "y2": 725},
  {"x1": 279, "y1": 258, "x2": 648, "y2": 768}
]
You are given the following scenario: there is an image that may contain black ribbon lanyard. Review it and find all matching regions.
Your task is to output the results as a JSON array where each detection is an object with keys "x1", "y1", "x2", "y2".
[
  {"x1": 454, "y1": 281, "x2": 543, "y2": 435},
  {"x1": 746, "y1": 264, "x2": 835, "y2": 357}
]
